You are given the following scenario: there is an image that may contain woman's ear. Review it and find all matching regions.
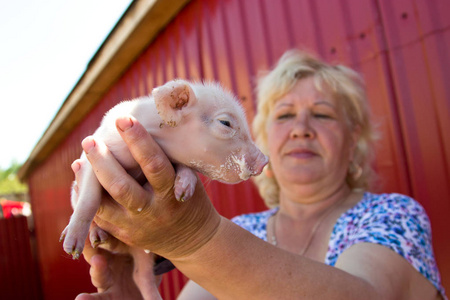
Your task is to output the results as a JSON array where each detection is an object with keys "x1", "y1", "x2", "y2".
[{"x1": 348, "y1": 125, "x2": 361, "y2": 161}]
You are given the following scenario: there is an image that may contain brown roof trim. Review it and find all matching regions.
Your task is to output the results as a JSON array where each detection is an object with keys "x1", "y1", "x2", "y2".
[{"x1": 19, "y1": 0, "x2": 191, "y2": 181}]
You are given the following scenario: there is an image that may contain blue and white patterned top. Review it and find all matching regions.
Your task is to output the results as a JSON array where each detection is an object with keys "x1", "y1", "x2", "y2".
[{"x1": 232, "y1": 192, "x2": 446, "y2": 298}]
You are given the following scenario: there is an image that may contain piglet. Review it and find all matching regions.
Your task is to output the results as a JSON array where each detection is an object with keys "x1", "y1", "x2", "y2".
[{"x1": 60, "y1": 79, "x2": 268, "y2": 259}]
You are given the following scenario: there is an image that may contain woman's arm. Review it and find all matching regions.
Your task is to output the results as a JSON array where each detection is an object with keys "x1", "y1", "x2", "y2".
[
  {"x1": 173, "y1": 218, "x2": 381, "y2": 299},
  {"x1": 84, "y1": 116, "x2": 438, "y2": 300},
  {"x1": 177, "y1": 280, "x2": 216, "y2": 300}
]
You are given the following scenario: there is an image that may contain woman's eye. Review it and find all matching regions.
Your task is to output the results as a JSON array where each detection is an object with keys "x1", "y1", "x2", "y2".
[
  {"x1": 219, "y1": 120, "x2": 231, "y2": 127},
  {"x1": 276, "y1": 113, "x2": 295, "y2": 120},
  {"x1": 313, "y1": 113, "x2": 331, "y2": 119}
]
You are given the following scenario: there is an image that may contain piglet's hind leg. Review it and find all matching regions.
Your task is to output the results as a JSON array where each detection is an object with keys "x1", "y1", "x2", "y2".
[{"x1": 61, "y1": 165, "x2": 102, "y2": 259}]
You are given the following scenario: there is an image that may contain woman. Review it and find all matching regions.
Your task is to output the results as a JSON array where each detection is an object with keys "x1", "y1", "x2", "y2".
[{"x1": 76, "y1": 50, "x2": 446, "y2": 299}]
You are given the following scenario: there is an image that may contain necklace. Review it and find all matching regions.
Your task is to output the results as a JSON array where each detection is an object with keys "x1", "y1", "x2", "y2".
[{"x1": 269, "y1": 197, "x2": 346, "y2": 255}]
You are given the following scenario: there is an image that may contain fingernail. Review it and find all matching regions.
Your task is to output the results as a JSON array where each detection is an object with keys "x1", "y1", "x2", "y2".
[
  {"x1": 82, "y1": 137, "x2": 96, "y2": 154},
  {"x1": 116, "y1": 117, "x2": 134, "y2": 132}
]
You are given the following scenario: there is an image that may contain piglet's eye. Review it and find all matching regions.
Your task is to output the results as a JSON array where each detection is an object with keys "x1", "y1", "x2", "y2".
[{"x1": 219, "y1": 120, "x2": 231, "y2": 127}]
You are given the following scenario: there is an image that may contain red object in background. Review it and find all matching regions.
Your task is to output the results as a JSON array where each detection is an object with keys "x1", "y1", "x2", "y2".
[
  {"x1": 0, "y1": 199, "x2": 25, "y2": 218},
  {"x1": 0, "y1": 215, "x2": 43, "y2": 299}
]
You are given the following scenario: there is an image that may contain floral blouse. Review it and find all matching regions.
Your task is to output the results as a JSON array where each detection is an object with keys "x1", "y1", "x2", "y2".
[{"x1": 231, "y1": 192, "x2": 446, "y2": 298}]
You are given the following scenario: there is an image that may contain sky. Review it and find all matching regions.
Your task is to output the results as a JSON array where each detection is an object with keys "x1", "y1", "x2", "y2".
[{"x1": 0, "y1": 0, "x2": 132, "y2": 169}]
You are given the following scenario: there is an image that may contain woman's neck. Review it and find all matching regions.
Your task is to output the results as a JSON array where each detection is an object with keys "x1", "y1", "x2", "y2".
[{"x1": 278, "y1": 182, "x2": 352, "y2": 221}]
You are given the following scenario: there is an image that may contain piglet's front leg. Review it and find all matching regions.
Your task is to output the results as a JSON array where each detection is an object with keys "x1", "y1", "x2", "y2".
[{"x1": 174, "y1": 164, "x2": 197, "y2": 202}]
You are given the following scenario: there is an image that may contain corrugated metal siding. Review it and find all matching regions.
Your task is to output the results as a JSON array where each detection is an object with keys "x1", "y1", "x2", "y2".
[
  {"x1": 26, "y1": 0, "x2": 450, "y2": 298},
  {"x1": 376, "y1": 0, "x2": 450, "y2": 292},
  {"x1": 0, "y1": 216, "x2": 42, "y2": 299}
]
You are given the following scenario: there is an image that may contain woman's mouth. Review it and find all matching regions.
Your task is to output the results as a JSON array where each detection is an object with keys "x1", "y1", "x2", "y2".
[{"x1": 286, "y1": 149, "x2": 317, "y2": 159}]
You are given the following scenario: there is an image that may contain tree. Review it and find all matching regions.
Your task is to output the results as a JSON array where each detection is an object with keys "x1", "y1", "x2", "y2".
[{"x1": 0, "y1": 161, "x2": 28, "y2": 195}]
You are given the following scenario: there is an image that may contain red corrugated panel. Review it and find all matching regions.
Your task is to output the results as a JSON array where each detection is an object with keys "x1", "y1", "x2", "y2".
[
  {"x1": 0, "y1": 216, "x2": 42, "y2": 299},
  {"x1": 26, "y1": 0, "x2": 450, "y2": 298},
  {"x1": 377, "y1": 0, "x2": 450, "y2": 289}
]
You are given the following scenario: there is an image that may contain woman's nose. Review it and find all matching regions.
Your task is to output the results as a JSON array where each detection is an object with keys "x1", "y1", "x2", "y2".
[{"x1": 290, "y1": 115, "x2": 314, "y2": 139}]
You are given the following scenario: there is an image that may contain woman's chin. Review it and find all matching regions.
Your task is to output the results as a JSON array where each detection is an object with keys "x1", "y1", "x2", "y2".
[{"x1": 280, "y1": 171, "x2": 323, "y2": 185}]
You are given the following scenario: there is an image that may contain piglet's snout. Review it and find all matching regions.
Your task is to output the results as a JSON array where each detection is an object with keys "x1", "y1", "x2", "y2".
[{"x1": 247, "y1": 149, "x2": 269, "y2": 177}]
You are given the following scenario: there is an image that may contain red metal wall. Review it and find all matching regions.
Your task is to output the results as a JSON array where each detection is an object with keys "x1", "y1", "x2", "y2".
[
  {"x1": 27, "y1": 0, "x2": 450, "y2": 299},
  {"x1": 0, "y1": 216, "x2": 42, "y2": 299}
]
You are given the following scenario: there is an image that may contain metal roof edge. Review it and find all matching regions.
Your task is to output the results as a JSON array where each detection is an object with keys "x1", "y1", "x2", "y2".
[{"x1": 18, "y1": 0, "x2": 191, "y2": 181}]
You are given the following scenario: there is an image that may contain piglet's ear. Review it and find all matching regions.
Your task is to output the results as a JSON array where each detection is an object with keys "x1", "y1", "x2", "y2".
[{"x1": 153, "y1": 80, "x2": 197, "y2": 127}]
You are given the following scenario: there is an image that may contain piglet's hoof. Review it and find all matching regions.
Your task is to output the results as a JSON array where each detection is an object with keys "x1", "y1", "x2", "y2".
[
  {"x1": 89, "y1": 224, "x2": 110, "y2": 248},
  {"x1": 60, "y1": 220, "x2": 91, "y2": 259},
  {"x1": 174, "y1": 165, "x2": 198, "y2": 202},
  {"x1": 60, "y1": 226, "x2": 82, "y2": 260}
]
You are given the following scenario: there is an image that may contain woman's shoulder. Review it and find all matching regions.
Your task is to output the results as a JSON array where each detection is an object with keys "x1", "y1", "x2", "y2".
[
  {"x1": 231, "y1": 208, "x2": 277, "y2": 241},
  {"x1": 343, "y1": 192, "x2": 432, "y2": 245},
  {"x1": 358, "y1": 192, "x2": 425, "y2": 213},
  {"x1": 348, "y1": 192, "x2": 429, "y2": 225}
]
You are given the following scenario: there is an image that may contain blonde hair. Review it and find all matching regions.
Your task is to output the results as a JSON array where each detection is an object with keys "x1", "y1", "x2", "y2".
[{"x1": 252, "y1": 50, "x2": 377, "y2": 208}]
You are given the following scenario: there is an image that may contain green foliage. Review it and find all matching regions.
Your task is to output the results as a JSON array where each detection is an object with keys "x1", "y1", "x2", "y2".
[{"x1": 0, "y1": 161, "x2": 28, "y2": 195}]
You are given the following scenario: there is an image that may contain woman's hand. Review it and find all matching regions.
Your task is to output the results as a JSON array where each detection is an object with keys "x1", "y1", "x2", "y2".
[{"x1": 82, "y1": 116, "x2": 221, "y2": 259}]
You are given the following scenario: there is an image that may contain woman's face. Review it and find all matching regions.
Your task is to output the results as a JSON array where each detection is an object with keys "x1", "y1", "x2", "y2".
[{"x1": 266, "y1": 77, "x2": 357, "y2": 196}]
